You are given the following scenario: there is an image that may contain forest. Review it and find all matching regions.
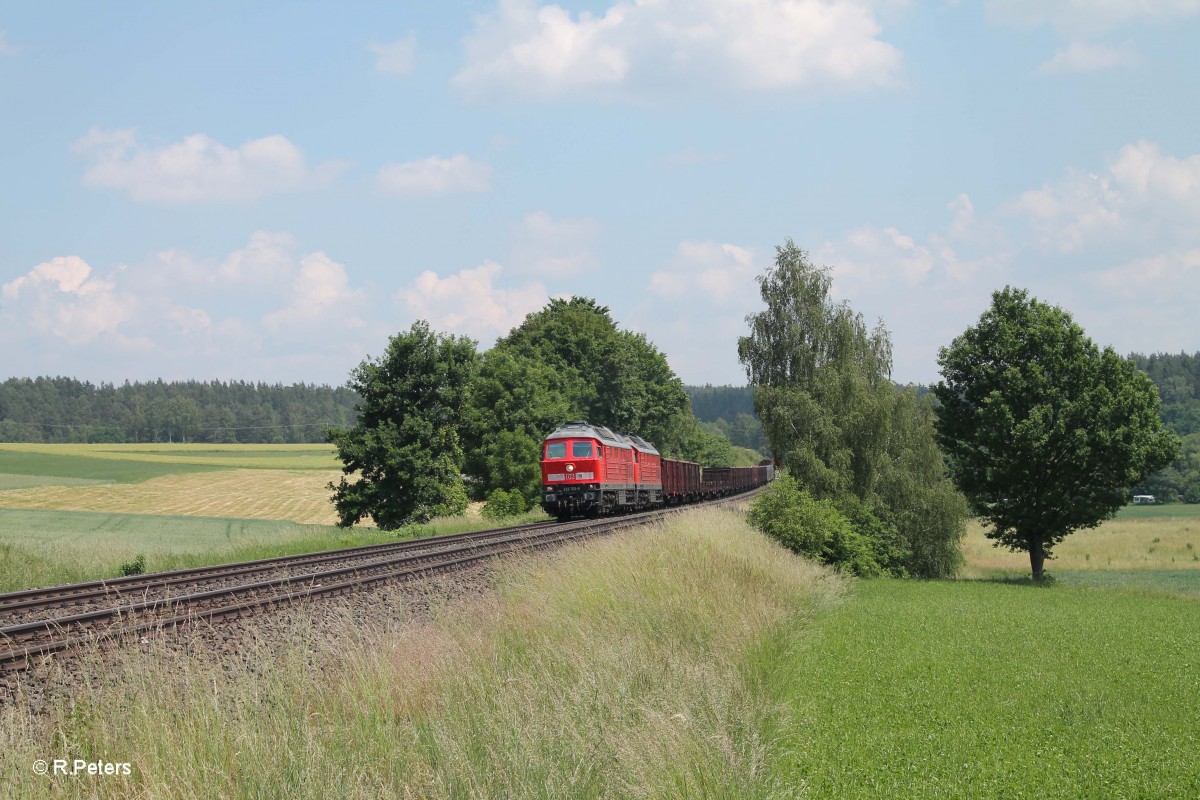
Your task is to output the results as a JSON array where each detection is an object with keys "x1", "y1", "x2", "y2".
[
  {"x1": 0, "y1": 377, "x2": 359, "y2": 444},
  {"x1": 1130, "y1": 352, "x2": 1200, "y2": 502}
]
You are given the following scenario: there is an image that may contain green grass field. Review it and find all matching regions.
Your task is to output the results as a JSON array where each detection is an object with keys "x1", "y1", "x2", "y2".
[
  {"x1": 6, "y1": 506, "x2": 1198, "y2": 799},
  {"x1": 767, "y1": 579, "x2": 1200, "y2": 797},
  {"x1": 1, "y1": 444, "x2": 1199, "y2": 797},
  {"x1": 1115, "y1": 501, "x2": 1200, "y2": 519},
  {"x1": 0, "y1": 450, "x2": 220, "y2": 485}
]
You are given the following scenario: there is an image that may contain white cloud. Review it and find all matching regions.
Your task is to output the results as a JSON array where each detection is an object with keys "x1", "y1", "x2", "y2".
[
  {"x1": 264, "y1": 252, "x2": 366, "y2": 332},
  {"x1": 370, "y1": 35, "x2": 417, "y2": 75},
  {"x1": 395, "y1": 261, "x2": 548, "y2": 342},
  {"x1": 71, "y1": 128, "x2": 338, "y2": 203},
  {"x1": 988, "y1": 0, "x2": 1200, "y2": 32},
  {"x1": 1010, "y1": 141, "x2": 1200, "y2": 253},
  {"x1": 1036, "y1": 42, "x2": 1138, "y2": 73},
  {"x1": 218, "y1": 231, "x2": 297, "y2": 284},
  {"x1": 1096, "y1": 248, "x2": 1200, "y2": 289},
  {"x1": 0, "y1": 235, "x2": 382, "y2": 382},
  {"x1": 802, "y1": 198, "x2": 1019, "y2": 382},
  {"x1": 454, "y1": 0, "x2": 630, "y2": 98},
  {"x1": 453, "y1": 0, "x2": 903, "y2": 101},
  {"x1": 0, "y1": 29, "x2": 16, "y2": 54},
  {"x1": 511, "y1": 211, "x2": 600, "y2": 277},
  {"x1": 648, "y1": 241, "x2": 758, "y2": 305},
  {"x1": 2, "y1": 256, "x2": 136, "y2": 345},
  {"x1": 377, "y1": 155, "x2": 493, "y2": 195},
  {"x1": 632, "y1": 241, "x2": 763, "y2": 383}
]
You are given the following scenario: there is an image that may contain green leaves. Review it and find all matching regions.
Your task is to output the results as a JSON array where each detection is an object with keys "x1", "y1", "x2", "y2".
[
  {"x1": 739, "y1": 241, "x2": 967, "y2": 578},
  {"x1": 935, "y1": 287, "x2": 1180, "y2": 577},
  {"x1": 326, "y1": 322, "x2": 477, "y2": 529}
]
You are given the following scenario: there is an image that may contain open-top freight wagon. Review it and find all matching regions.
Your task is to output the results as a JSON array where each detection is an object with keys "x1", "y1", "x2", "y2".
[{"x1": 539, "y1": 420, "x2": 773, "y2": 521}]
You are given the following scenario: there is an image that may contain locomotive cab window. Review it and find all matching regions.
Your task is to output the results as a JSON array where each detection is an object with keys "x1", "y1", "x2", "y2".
[
  {"x1": 571, "y1": 441, "x2": 593, "y2": 458},
  {"x1": 546, "y1": 442, "x2": 567, "y2": 459}
]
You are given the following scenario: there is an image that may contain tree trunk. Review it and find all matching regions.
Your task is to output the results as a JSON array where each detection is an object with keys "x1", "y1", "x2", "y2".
[{"x1": 1029, "y1": 540, "x2": 1046, "y2": 582}]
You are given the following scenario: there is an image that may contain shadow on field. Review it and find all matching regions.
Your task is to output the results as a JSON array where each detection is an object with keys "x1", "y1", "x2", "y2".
[{"x1": 961, "y1": 574, "x2": 1061, "y2": 588}]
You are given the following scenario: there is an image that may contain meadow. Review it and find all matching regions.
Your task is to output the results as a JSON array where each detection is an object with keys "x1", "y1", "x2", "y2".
[
  {"x1": 2, "y1": 445, "x2": 1199, "y2": 797},
  {"x1": 4, "y1": 504, "x2": 1198, "y2": 799},
  {"x1": 0, "y1": 444, "x2": 542, "y2": 591}
]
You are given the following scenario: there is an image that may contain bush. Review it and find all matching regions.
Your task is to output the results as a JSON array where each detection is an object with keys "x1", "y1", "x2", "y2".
[
  {"x1": 836, "y1": 497, "x2": 910, "y2": 578},
  {"x1": 120, "y1": 555, "x2": 147, "y2": 577},
  {"x1": 482, "y1": 488, "x2": 527, "y2": 520},
  {"x1": 748, "y1": 475, "x2": 883, "y2": 576}
]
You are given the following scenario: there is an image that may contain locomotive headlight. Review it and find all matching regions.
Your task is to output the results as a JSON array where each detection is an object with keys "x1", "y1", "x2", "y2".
[{"x1": 566, "y1": 463, "x2": 575, "y2": 472}]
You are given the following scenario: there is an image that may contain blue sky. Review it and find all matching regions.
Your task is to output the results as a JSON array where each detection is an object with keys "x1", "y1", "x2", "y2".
[{"x1": 2, "y1": 1, "x2": 1198, "y2": 387}]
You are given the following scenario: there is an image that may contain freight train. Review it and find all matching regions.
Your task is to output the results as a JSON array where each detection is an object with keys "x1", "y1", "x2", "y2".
[{"x1": 540, "y1": 420, "x2": 773, "y2": 520}]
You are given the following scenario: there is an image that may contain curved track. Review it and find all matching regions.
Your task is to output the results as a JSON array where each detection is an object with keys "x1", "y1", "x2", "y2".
[{"x1": 0, "y1": 489, "x2": 762, "y2": 673}]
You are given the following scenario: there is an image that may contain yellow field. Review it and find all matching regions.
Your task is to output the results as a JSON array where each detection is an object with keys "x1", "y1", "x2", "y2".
[
  {"x1": 0, "y1": 469, "x2": 343, "y2": 525},
  {"x1": 961, "y1": 514, "x2": 1200, "y2": 575},
  {"x1": 0, "y1": 442, "x2": 338, "y2": 470}
]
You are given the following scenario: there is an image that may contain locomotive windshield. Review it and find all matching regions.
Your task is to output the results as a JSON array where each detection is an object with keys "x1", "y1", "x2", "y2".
[
  {"x1": 546, "y1": 442, "x2": 567, "y2": 459},
  {"x1": 571, "y1": 441, "x2": 593, "y2": 457}
]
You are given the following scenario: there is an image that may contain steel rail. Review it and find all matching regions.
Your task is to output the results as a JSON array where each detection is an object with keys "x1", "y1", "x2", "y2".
[
  {"x1": 0, "y1": 519, "x2": 561, "y2": 619},
  {"x1": 0, "y1": 487, "x2": 763, "y2": 673}
]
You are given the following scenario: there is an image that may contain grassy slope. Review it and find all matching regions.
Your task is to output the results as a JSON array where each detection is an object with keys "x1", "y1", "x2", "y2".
[
  {"x1": 767, "y1": 579, "x2": 1200, "y2": 798},
  {"x1": 2, "y1": 503, "x2": 1197, "y2": 798},
  {"x1": 2, "y1": 509, "x2": 842, "y2": 799}
]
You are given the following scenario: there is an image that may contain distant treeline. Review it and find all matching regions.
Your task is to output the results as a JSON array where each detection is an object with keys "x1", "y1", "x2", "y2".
[
  {"x1": 1130, "y1": 352, "x2": 1200, "y2": 502},
  {"x1": 684, "y1": 385, "x2": 768, "y2": 454},
  {"x1": 0, "y1": 377, "x2": 360, "y2": 444}
]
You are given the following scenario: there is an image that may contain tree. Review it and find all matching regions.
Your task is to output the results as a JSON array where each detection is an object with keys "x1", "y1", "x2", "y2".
[
  {"x1": 738, "y1": 240, "x2": 968, "y2": 578},
  {"x1": 462, "y1": 349, "x2": 570, "y2": 502},
  {"x1": 495, "y1": 297, "x2": 691, "y2": 452},
  {"x1": 935, "y1": 287, "x2": 1179, "y2": 580},
  {"x1": 326, "y1": 321, "x2": 477, "y2": 529}
]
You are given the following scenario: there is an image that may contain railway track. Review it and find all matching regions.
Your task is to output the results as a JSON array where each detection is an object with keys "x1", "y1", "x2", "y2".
[{"x1": 0, "y1": 490, "x2": 761, "y2": 673}]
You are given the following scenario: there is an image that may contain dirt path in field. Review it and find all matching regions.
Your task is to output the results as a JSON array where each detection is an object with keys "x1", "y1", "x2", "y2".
[{"x1": 0, "y1": 470, "x2": 342, "y2": 525}]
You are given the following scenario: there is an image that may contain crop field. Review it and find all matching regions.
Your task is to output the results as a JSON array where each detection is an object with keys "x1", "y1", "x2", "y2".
[
  {"x1": 0, "y1": 444, "x2": 547, "y2": 592},
  {"x1": 960, "y1": 504, "x2": 1200, "y2": 573},
  {"x1": 0, "y1": 469, "x2": 343, "y2": 524},
  {"x1": 0, "y1": 442, "x2": 339, "y2": 473}
]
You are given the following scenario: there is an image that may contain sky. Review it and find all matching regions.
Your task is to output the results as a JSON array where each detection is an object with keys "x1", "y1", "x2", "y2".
[{"x1": 1, "y1": 1, "x2": 1198, "y2": 388}]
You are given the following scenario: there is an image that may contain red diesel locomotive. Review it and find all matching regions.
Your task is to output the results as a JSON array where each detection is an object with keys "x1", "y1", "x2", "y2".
[{"x1": 540, "y1": 420, "x2": 773, "y2": 520}]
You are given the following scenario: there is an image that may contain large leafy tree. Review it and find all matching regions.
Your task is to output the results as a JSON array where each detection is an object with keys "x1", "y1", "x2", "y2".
[
  {"x1": 738, "y1": 240, "x2": 967, "y2": 577},
  {"x1": 496, "y1": 297, "x2": 691, "y2": 451},
  {"x1": 326, "y1": 321, "x2": 477, "y2": 529},
  {"x1": 462, "y1": 349, "x2": 570, "y2": 504},
  {"x1": 935, "y1": 287, "x2": 1178, "y2": 579}
]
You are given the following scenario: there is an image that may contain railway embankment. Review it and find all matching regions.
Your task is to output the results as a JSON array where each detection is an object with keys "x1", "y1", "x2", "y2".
[{"x1": 2, "y1": 507, "x2": 842, "y2": 799}]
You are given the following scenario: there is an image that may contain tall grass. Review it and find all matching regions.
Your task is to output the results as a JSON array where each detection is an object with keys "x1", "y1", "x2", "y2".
[{"x1": 2, "y1": 509, "x2": 842, "y2": 799}]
